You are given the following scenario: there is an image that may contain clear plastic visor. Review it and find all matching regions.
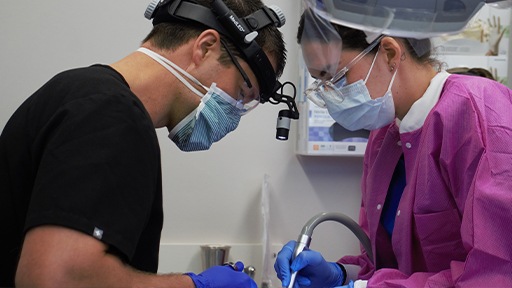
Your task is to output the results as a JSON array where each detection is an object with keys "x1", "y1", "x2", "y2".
[
  {"x1": 300, "y1": 8, "x2": 343, "y2": 81},
  {"x1": 303, "y1": 0, "x2": 486, "y2": 39},
  {"x1": 305, "y1": 35, "x2": 383, "y2": 108}
]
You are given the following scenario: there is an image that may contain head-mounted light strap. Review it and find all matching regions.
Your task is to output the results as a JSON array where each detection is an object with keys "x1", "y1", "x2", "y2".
[{"x1": 149, "y1": 0, "x2": 279, "y2": 102}]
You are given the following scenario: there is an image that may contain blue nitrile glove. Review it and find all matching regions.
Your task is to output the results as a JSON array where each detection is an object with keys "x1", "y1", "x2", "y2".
[
  {"x1": 274, "y1": 241, "x2": 295, "y2": 286},
  {"x1": 185, "y1": 261, "x2": 257, "y2": 288},
  {"x1": 274, "y1": 241, "x2": 345, "y2": 288}
]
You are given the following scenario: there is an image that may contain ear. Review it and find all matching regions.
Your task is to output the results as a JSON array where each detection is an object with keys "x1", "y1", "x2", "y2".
[
  {"x1": 379, "y1": 37, "x2": 402, "y2": 72},
  {"x1": 191, "y1": 29, "x2": 222, "y2": 66}
]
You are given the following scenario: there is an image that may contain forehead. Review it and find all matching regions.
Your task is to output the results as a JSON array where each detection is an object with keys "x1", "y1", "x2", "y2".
[{"x1": 301, "y1": 40, "x2": 342, "y2": 79}]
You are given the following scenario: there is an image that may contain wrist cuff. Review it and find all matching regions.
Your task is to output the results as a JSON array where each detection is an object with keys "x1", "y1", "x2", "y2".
[
  {"x1": 184, "y1": 272, "x2": 202, "y2": 288},
  {"x1": 336, "y1": 263, "x2": 347, "y2": 285}
]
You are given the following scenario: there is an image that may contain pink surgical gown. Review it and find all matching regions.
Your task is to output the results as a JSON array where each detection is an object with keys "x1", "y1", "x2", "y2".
[{"x1": 340, "y1": 73, "x2": 512, "y2": 287}]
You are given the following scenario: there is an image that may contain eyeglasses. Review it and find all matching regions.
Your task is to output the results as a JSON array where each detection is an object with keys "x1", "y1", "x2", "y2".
[
  {"x1": 221, "y1": 39, "x2": 260, "y2": 115},
  {"x1": 305, "y1": 35, "x2": 383, "y2": 108}
]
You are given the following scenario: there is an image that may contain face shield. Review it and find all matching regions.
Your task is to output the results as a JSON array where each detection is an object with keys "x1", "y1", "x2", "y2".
[
  {"x1": 300, "y1": 8, "x2": 343, "y2": 82},
  {"x1": 300, "y1": 4, "x2": 383, "y2": 107},
  {"x1": 300, "y1": 8, "x2": 343, "y2": 108},
  {"x1": 303, "y1": 0, "x2": 490, "y2": 39},
  {"x1": 304, "y1": 34, "x2": 383, "y2": 108}
]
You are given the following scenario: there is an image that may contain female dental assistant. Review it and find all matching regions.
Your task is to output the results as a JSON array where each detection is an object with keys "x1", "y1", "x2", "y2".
[{"x1": 275, "y1": 9, "x2": 512, "y2": 288}]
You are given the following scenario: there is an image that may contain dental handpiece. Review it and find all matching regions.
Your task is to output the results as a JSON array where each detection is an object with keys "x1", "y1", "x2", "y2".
[
  {"x1": 287, "y1": 212, "x2": 374, "y2": 288},
  {"x1": 287, "y1": 234, "x2": 311, "y2": 288}
]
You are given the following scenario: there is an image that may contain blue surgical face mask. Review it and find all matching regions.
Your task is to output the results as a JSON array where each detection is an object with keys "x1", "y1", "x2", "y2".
[
  {"x1": 168, "y1": 83, "x2": 241, "y2": 151},
  {"x1": 323, "y1": 49, "x2": 397, "y2": 131},
  {"x1": 137, "y1": 48, "x2": 242, "y2": 151}
]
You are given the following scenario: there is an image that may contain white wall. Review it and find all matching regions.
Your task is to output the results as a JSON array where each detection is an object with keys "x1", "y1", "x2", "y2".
[{"x1": 0, "y1": 1, "x2": 363, "y2": 286}]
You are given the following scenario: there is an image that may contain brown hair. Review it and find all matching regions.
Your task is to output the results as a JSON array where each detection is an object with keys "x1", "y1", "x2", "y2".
[
  {"x1": 446, "y1": 67, "x2": 495, "y2": 80},
  {"x1": 142, "y1": 0, "x2": 286, "y2": 78}
]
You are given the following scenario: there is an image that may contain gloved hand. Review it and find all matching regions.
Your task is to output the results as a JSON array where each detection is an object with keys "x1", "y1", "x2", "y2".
[
  {"x1": 186, "y1": 261, "x2": 257, "y2": 288},
  {"x1": 274, "y1": 241, "x2": 345, "y2": 288}
]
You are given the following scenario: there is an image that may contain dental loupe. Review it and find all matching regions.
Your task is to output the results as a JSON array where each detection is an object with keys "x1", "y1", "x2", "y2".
[
  {"x1": 267, "y1": 81, "x2": 300, "y2": 141},
  {"x1": 287, "y1": 212, "x2": 374, "y2": 288},
  {"x1": 145, "y1": 0, "x2": 300, "y2": 141}
]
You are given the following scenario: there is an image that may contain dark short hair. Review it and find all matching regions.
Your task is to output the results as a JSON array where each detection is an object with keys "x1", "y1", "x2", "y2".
[{"x1": 143, "y1": 0, "x2": 286, "y2": 78}]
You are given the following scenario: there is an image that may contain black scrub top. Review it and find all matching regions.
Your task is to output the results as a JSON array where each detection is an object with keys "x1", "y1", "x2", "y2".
[{"x1": 0, "y1": 65, "x2": 163, "y2": 286}]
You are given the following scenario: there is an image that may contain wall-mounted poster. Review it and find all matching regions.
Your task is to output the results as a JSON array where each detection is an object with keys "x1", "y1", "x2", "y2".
[{"x1": 432, "y1": 5, "x2": 511, "y2": 85}]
